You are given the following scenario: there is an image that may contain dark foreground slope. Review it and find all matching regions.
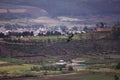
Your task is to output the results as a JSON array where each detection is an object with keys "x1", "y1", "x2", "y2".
[{"x1": 0, "y1": 38, "x2": 120, "y2": 59}]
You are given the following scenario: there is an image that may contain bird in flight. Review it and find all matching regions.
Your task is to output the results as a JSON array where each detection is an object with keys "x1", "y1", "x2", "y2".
[{"x1": 66, "y1": 33, "x2": 74, "y2": 42}]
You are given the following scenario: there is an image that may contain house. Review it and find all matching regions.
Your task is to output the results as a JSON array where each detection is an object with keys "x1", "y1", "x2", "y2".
[
  {"x1": 55, "y1": 60, "x2": 67, "y2": 66},
  {"x1": 66, "y1": 59, "x2": 87, "y2": 70}
]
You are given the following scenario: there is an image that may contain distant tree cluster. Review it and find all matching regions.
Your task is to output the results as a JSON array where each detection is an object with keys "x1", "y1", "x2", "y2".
[
  {"x1": 31, "y1": 65, "x2": 66, "y2": 71},
  {"x1": 38, "y1": 31, "x2": 61, "y2": 36},
  {"x1": 96, "y1": 22, "x2": 106, "y2": 28},
  {"x1": 0, "y1": 32, "x2": 5, "y2": 38},
  {"x1": 7, "y1": 31, "x2": 34, "y2": 37},
  {"x1": 30, "y1": 64, "x2": 74, "y2": 73}
]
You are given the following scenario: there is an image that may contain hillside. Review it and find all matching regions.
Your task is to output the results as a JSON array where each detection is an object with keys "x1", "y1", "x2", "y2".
[
  {"x1": 0, "y1": 34, "x2": 120, "y2": 80},
  {"x1": 0, "y1": 0, "x2": 120, "y2": 26},
  {"x1": 0, "y1": 37, "x2": 120, "y2": 60}
]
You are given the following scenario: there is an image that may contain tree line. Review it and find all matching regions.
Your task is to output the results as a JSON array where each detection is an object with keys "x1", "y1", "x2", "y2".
[{"x1": 0, "y1": 31, "x2": 34, "y2": 38}]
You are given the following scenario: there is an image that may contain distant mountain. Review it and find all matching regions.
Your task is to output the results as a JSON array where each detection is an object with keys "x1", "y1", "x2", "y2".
[
  {"x1": 0, "y1": 0, "x2": 120, "y2": 16},
  {"x1": 0, "y1": 3, "x2": 48, "y2": 17},
  {"x1": 0, "y1": 0, "x2": 120, "y2": 27}
]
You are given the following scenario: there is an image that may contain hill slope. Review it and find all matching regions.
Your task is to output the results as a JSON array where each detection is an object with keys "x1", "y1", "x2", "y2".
[{"x1": 0, "y1": 39, "x2": 120, "y2": 59}]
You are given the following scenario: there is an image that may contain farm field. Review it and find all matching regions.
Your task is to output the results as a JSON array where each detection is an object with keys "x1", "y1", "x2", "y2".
[
  {"x1": 0, "y1": 54, "x2": 120, "y2": 80},
  {"x1": 2, "y1": 71, "x2": 120, "y2": 80},
  {"x1": 0, "y1": 34, "x2": 120, "y2": 80}
]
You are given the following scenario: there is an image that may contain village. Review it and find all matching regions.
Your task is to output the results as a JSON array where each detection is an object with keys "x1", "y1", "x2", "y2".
[
  {"x1": 0, "y1": 22, "x2": 116, "y2": 39},
  {"x1": 0, "y1": 0, "x2": 120, "y2": 80}
]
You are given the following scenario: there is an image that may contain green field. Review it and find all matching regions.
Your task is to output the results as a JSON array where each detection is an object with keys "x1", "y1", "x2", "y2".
[
  {"x1": 0, "y1": 55, "x2": 120, "y2": 80},
  {"x1": 0, "y1": 34, "x2": 120, "y2": 80}
]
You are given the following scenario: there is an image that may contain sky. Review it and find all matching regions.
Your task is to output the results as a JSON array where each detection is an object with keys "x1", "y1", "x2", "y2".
[{"x1": 0, "y1": 0, "x2": 120, "y2": 27}]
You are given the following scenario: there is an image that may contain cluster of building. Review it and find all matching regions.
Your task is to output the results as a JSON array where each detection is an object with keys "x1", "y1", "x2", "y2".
[
  {"x1": 0, "y1": 24, "x2": 85, "y2": 37},
  {"x1": 55, "y1": 59, "x2": 87, "y2": 70},
  {"x1": 0, "y1": 22, "x2": 116, "y2": 39}
]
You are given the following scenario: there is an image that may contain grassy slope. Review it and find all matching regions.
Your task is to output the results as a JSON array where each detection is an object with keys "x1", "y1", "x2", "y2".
[{"x1": 1, "y1": 38, "x2": 120, "y2": 56}]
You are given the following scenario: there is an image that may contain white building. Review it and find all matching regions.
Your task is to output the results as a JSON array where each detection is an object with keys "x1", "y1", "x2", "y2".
[
  {"x1": 0, "y1": 26, "x2": 7, "y2": 35},
  {"x1": 55, "y1": 60, "x2": 67, "y2": 65}
]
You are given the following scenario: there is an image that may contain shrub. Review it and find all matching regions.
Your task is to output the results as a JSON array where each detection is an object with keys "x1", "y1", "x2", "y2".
[
  {"x1": 30, "y1": 66, "x2": 41, "y2": 71},
  {"x1": 20, "y1": 71, "x2": 36, "y2": 77},
  {"x1": 0, "y1": 71, "x2": 8, "y2": 77},
  {"x1": 116, "y1": 62, "x2": 120, "y2": 69},
  {"x1": 68, "y1": 66, "x2": 74, "y2": 71}
]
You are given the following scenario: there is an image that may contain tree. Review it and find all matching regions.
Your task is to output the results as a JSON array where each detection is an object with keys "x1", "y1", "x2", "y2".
[
  {"x1": 96, "y1": 22, "x2": 105, "y2": 28},
  {"x1": 60, "y1": 25, "x2": 68, "y2": 32},
  {"x1": 112, "y1": 25, "x2": 120, "y2": 39},
  {"x1": 114, "y1": 75, "x2": 119, "y2": 80},
  {"x1": 116, "y1": 62, "x2": 120, "y2": 69},
  {"x1": 22, "y1": 31, "x2": 33, "y2": 37},
  {"x1": 30, "y1": 31, "x2": 34, "y2": 36},
  {"x1": 72, "y1": 26, "x2": 78, "y2": 31},
  {"x1": 83, "y1": 26, "x2": 89, "y2": 33},
  {"x1": 68, "y1": 66, "x2": 73, "y2": 71},
  {"x1": 0, "y1": 32, "x2": 5, "y2": 38}
]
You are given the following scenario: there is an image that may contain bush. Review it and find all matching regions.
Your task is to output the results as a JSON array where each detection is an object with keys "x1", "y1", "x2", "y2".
[
  {"x1": 31, "y1": 66, "x2": 41, "y2": 71},
  {"x1": 116, "y1": 62, "x2": 120, "y2": 69},
  {"x1": 112, "y1": 26, "x2": 120, "y2": 39},
  {"x1": 20, "y1": 71, "x2": 36, "y2": 77},
  {"x1": 61, "y1": 70, "x2": 70, "y2": 74},
  {"x1": 40, "y1": 65, "x2": 58, "y2": 71},
  {"x1": 68, "y1": 66, "x2": 74, "y2": 71},
  {"x1": 0, "y1": 71, "x2": 8, "y2": 77}
]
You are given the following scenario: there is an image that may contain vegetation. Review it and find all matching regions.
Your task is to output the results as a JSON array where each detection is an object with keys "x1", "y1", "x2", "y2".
[
  {"x1": 112, "y1": 25, "x2": 120, "y2": 39},
  {"x1": 0, "y1": 24, "x2": 120, "y2": 80},
  {"x1": 116, "y1": 62, "x2": 120, "y2": 69},
  {"x1": 0, "y1": 57, "x2": 25, "y2": 64}
]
